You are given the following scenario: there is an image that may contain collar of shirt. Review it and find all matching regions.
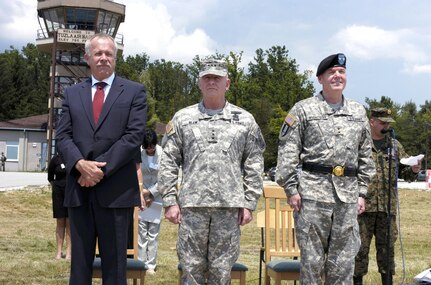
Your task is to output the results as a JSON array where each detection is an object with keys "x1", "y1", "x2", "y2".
[
  {"x1": 198, "y1": 100, "x2": 230, "y2": 117},
  {"x1": 91, "y1": 73, "x2": 115, "y2": 101}
]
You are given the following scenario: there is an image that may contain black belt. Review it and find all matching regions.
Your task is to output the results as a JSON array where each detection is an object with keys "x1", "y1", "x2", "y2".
[{"x1": 302, "y1": 162, "x2": 357, "y2": 177}]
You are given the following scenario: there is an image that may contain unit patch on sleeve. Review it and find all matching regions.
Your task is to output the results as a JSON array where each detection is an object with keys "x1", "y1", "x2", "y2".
[
  {"x1": 285, "y1": 113, "x2": 296, "y2": 126},
  {"x1": 166, "y1": 121, "x2": 175, "y2": 136},
  {"x1": 279, "y1": 113, "x2": 297, "y2": 139}
]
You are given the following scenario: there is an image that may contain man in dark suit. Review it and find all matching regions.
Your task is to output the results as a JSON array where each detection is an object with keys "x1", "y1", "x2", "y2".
[{"x1": 56, "y1": 33, "x2": 147, "y2": 285}]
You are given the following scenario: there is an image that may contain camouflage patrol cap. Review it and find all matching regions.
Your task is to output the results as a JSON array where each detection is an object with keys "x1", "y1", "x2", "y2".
[
  {"x1": 199, "y1": 58, "x2": 228, "y2": 77},
  {"x1": 371, "y1": 107, "x2": 395, "y2": 123},
  {"x1": 316, "y1": 53, "x2": 347, "y2": 77}
]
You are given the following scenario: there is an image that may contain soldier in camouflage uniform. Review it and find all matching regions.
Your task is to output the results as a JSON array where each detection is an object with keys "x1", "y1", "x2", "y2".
[
  {"x1": 353, "y1": 108, "x2": 421, "y2": 285},
  {"x1": 276, "y1": 53, "x2": 376, "y2": 284},
  {"x1": 158, "y1": 58, "x2": 265, "y2": 285}
]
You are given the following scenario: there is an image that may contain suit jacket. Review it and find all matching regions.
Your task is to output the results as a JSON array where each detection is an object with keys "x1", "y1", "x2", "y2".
[{"x1": 56, "y1": 76, "x2": 147, "y2": 208}]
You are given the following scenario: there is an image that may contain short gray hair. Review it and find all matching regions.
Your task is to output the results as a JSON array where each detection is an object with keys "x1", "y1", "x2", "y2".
[{"x1": 84, "y1": 33, "x2": 118, "y2": 58}]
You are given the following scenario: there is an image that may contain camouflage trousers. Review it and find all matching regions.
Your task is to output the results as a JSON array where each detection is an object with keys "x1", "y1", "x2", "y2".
[
  {"x1": 177, "y1": 207, "x2": 241, "y2": 285},
  {"x1": 354, "y1": 212, "x2": 397, "y2": 276},
  {"x1": 294, "y1": 199, "x2": 360, "y2": 285}
]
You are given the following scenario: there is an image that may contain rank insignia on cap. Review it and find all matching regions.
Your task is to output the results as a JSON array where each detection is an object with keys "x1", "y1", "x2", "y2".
[
  {"x1": 337, "y1": 54, "x2": 346, "y2": 65},
  {"x1": 166, "y1": 121, "x2": 175, "y2": 136}
]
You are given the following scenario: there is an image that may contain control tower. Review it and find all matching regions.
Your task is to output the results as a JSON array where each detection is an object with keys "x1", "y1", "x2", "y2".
[{"x1": 35, "y1": 0, "x2": 126, "y2": 163}]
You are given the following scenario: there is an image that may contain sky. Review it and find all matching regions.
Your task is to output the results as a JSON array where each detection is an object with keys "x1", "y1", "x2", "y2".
[{"x1": 1, "y1": 0, "x2": 431, "y2": 108}]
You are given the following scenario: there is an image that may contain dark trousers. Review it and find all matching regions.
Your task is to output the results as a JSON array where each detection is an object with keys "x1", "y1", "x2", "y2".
[{"x1": 68, "y1": 189, "x2": 132, "y2": 285}]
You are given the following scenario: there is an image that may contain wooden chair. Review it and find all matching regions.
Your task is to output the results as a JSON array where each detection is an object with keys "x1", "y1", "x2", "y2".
[
  {"x1": 263, "y1": 185, "x2": 300, "y2": 285},
  {"x1": 93, "y1": 206, "x2": 147, "y2": 285},
  {"x1": 177, "y1": 262, "x2": 248, "y2": 284}
]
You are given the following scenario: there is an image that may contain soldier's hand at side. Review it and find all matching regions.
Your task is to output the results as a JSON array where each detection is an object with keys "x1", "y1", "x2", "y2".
[
  {"x1": 238, "y1": 208, "x2": 253, "y2": 226},
  {"x1": 164, "y1": 205, "x2": 182, "y2": 224},
  {"x1": 288, "y1": 194, "x2": 301, "y2": 212},
  {"x1": 357, "y1": 197, "x2": 365, "y2": 215}
]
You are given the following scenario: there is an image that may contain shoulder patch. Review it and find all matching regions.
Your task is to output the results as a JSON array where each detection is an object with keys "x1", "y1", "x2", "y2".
[
  {"x1": 280, "y1": 123, "x2": 290, "y2": 138},
  {"x1": 279, "y1": 113, "x2": 297, "y2": 139},
  {"x1": 284, "y1": 113, "x2": 296, "y2": 126},
  {"x1": 166, "y1": 121, "x2": 175, "y2": 136}
]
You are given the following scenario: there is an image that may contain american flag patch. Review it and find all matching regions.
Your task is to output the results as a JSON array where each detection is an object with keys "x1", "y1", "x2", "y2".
[
  {"x1": 166, "y1": 121, "x2": 174, "y2": 135},
  {"x1": 284, "y1": 113, "x2": 296, "y2": 126}
]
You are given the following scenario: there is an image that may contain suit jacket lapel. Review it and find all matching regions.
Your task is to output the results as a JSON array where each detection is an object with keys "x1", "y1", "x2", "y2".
[{"x1": 79, "y1": 79, "x2": 95, "y2": 129}]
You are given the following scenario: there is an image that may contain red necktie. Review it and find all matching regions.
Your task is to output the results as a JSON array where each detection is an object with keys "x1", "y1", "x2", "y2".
[{"x1": 93, "y1": 82, "x2": 107, "y2": 124}]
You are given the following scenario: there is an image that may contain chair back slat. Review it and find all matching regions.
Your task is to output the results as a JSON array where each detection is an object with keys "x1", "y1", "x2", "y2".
[{"x1": 263, "y1": 185, "x2": 300, "y2": 262}]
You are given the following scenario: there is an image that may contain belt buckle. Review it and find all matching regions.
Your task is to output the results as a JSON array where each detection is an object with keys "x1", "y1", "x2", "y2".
[{"x1": 332, "y1": 166, "x2": 344, "y2": 177}]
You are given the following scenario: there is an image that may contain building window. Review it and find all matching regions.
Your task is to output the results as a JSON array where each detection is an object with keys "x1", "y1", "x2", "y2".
[{"x1": 6, "y1": 141, "x2": 19, "y2": 161}]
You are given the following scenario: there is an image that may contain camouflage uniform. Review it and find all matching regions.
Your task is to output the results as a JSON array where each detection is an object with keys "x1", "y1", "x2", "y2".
[
  {"x1": 354, "y1": 136, "x2": 417, "y2": 277},
  {"x1": 158, "y1": 101, "x2": 265, "y2": 285},
  {"x1": 276, "y1": 93, "x2": 375, "y2": 284}
]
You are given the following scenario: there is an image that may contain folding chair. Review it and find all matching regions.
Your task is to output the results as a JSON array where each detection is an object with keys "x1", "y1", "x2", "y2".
[{"x1": 263, "y1": 185, "x2": 300, "y2": 285}]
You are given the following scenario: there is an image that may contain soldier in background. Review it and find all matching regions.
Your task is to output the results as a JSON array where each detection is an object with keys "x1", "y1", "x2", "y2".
[
  {"x1": 1, "y1": 152, "x2": 6, "y2": 172},
  {"x1": 276, "y1": 53, "x2": 375, "y2": 284},
  {"x1": 353, "y1": 108, "x2": 421, "y2": 285},
  {"x1": 158, "y1": 58, "x2": 265, "y2": 285}
]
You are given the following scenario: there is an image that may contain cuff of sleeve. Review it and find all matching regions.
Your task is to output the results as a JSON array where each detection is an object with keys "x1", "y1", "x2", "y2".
[
  {"x1": 244, "y1": 201, "x2": 257, "y2": 211},
  {"x1": 162, "y1": 196, "x2": 177, "y2": 207},
  {"x1": 359, "y1": 187, "x2": 368, "y2": 197},
  {"x1": 148, "y1": 184, "x2": 159, "y2": 198},
  {"x1": 286, "y1": 187, "x2": 299, "y2": 197}
]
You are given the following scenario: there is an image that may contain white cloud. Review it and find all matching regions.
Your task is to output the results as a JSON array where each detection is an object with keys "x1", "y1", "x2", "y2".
[
  {"x1": 0, "y1": 0, "x2": 216, "y2": 63},
  {"x1": 404, "y1": 64, "x2": 431, "y2": 74},
  {"x1": 333, "y1": 25, "x2": 431, "y2": 74},
  {"x1": 0, "y1": 1, "x2": 38, "y2": 45},
  {"x1": 118, "y1": 1, "x2": 215, "y2": 63}
]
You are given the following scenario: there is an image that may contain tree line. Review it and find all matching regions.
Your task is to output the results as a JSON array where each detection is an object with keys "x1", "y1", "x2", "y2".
[{"x1": 1, "y1": 44, "x2": 430, "y2": 169}]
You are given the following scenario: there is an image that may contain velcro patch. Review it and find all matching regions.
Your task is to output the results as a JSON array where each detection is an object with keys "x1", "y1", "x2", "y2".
[
  {"x1": 166, "y1": 121, "x2": 175, "y2": 136},
  {"x1": 284, "y1": 113, "x2": 296, "y2": 126},
  {"x1": 279, "y1": 113, "x2": 297, "y2": 139}
]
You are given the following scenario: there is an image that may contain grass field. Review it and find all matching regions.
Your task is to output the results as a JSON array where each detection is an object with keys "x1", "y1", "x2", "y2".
[{"x1": 0, "y1": 186, "x2": 430, "y2": 284}]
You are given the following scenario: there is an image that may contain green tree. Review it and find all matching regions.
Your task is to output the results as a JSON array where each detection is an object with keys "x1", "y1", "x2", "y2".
[
  {"x1": 0, "y1": 44, "x2": 49, "y2": 121},
  {"x1": 364, "y1": 96, "x2": 400, "y2": 118},
  {"x1": 416, "y1": 100, "x2": 431, "y2": 169},
  {"x1": 116, "y1": 53, "x2": 150, "y2": 82},
  {"x1": 140, "y1": 59, "x2": 194, "y2": 124},
  {"x1": 0, "y1": 47, "x2": 18, "y2": 121},
  {"x1": 396, "y1": 101, "x2": 421, "y2": 158}
]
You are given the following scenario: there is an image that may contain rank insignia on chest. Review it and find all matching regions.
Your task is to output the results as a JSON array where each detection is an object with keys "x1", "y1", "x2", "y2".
[{"x1": 231, "y1": 111, "x2": 241, "y2": 122}]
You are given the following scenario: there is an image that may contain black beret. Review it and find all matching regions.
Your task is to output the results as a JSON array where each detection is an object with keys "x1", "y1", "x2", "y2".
[{"x1": 316, "y1": 53, "x2": 347, "y2": 77}]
